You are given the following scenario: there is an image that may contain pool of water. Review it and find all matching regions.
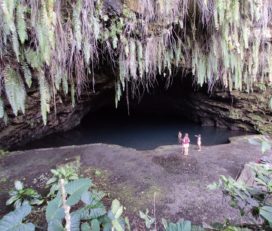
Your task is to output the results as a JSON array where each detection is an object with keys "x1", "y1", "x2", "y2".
[{"x1": 20, "y1": 112, "x2": 252, "y2": 150}]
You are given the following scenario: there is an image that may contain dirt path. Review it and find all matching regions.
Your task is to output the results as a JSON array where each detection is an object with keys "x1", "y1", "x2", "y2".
[{"x1": 0, "y1": 135, "x2": 264, "y2": 226}]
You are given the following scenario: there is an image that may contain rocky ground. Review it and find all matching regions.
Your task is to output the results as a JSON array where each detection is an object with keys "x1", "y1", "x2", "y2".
[{"x1": 0, "y1": 135, "x2": 265, "y2": 228}]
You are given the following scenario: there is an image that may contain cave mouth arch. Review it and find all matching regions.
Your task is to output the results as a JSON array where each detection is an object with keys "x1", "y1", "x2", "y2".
[{"x1": 19, "y1": 75, "x2": 251, "y2": 151}]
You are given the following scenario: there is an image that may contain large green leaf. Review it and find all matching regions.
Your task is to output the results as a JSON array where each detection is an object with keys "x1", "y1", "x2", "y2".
[
  {"x1": 71, "y1": 213, "x2": 81, "y2": 231},
  {"x1": 91, "y1": 219, "x2": 100, "y2": 231},
  {"x1": 48, "y1": 220, "x2": 65, "y2": 231},
  {"x1": 112, "y1": 219, "x2": 124, "y2": 231},
  {"x1": 81, "y1": 190, "x2": 105, "y2": 206},
  {"x1": 162, "y1": 219, "x2": 196, "y2": 231},
  {"x1": 260, "y1": 206, "x2": 272, "y2": 226},
  {"x1": 111, "y1": 199, "x2": 123, "y2": 219},
  {"x1": 80, "y1": 206, "x2": 107, "y2": 220},
  {"x1": 46, "y1": 196, "x2": 65, "y2": 222},
  {"x1": 81, "y1": 222, "x2": 91, "y2": 231},
  {"x1": 65, "y1": 179, "x2": 92, "y2": 206},
  {"x1": 0, "y1": 204, "x2": 35, "y2": 231}
]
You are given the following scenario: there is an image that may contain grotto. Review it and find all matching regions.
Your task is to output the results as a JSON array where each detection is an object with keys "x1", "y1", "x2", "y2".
[{"x1": 0, "y1": 0, "x2": 272, "y2": 230}]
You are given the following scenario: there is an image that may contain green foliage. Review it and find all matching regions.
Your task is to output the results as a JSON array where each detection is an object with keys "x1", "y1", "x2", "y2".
[
  {"x1": 0, "y1": 203, "x2": 35, "y2": 231},
  {"x1": 2, "y1": 164, "x2": 270, "y2": 231},
  {"x1": 73, "y1": 0, "x2": 83, "y2": 51},
  {"x1": 107, "y1": 199, "x2": 126, "y2": 231},
  {"x1": 139, "y1": 209, "x2": 155, "y2": 229},
  {"x1": 6, "y1": 180, "x2": 44, "y2": 209},
  {"x1": 38, "y1": 71, "x2": 51, "y2": 125},
  {"x1": 65, "y1": 178, "x2": 92, "y2": 206},
  {"x1": 209, "y1": 163, "x2": 272, "y2": 229},
  {"x1": 22, "y1": 63, "x2": 32, "y2": 88},
  {"x1": 248, "y1": 136, "x2": 272, "y2": 154},
  {"x1": 24, "y1": 48, "x2": 43, "y2": 69},
  {"x1": 162, "y1": 218, "x2": 204, "y2": 231},
  {"x1": 0, "y1": 0, "x2": 271, "y2": 124},
  {"x1": 46, "y1": 165, "x2": 79, "y2": 197},
  {"x1": 3, "y1": 66, "x2": 26, "y2": 116},
  {"x1": 45, "y1": 176, "x2": 127, "y2": 231},
  {"x1": 78, "y1": 190, "x2": 107, "y2": 219},
  {"x1": 16, "y1": 3, "x2": 28, "y2": 44},
  {"x1": 0, "y1": 96, "x2": 4, "y2": 119}
]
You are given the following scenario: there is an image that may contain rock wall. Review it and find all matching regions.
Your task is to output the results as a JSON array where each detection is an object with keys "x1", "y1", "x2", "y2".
[
  {"x1": 1, "y1": 0, "x2": 272, "y2": 149},
  {"x1": 0, "y1": 71, "x2": 115, "y2": 150},
  {"x1": 173, "y1": 86, "x2": 272, "y2": 134},
  {"x1": 1, "y1": 72, "x2": 272, "y2": 150}
]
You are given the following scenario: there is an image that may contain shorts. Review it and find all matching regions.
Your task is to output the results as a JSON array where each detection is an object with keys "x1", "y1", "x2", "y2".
[{"x1": 183, "y1": 143, "x2": 189, "y2": 148}]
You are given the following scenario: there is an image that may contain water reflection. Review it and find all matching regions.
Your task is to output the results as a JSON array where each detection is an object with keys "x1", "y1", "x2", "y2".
[{"x1": 21, "y1": 112, "x2": 251, "y2": 150}]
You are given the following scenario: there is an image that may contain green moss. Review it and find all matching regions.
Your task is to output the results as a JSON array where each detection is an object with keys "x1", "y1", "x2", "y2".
[
  {"x1": 108, "y1": 182, "x2": 163, "y2": 214},
  {"x1": 0, "y1": 177, "x2": 7, "y2": 183},
  {"x1": 229, "y1": 109, "x2": 243, "y2": 120},
  {"x1": 0, "y1": 149, "x2": 9, "y2": 159},
  {"x1": 247, "y1": 113, "x2": 265, "y2": 123}
]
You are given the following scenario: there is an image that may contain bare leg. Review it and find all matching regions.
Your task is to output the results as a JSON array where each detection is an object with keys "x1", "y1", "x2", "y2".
[{"x1": 184, "y1": 146, "x2": 188, "y2": 155}]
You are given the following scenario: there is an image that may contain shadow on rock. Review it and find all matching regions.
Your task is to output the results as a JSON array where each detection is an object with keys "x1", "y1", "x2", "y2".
[{"x1": 152, "y1": 154, "x2": 199, "y2": 175}]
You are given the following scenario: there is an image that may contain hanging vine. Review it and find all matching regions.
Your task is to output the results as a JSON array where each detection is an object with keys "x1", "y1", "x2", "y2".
[{"x1": 0, "y1": 0, "x2": 272, "y2": 124}]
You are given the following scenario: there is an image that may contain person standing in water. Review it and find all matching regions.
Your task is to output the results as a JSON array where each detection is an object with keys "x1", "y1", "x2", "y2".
[
  {"x1": 183, "y1": 133, "x2": 190, "y2": 155},
  {"x1": 195, "y1": 134, "x2": 201, "y2": 151},
  {"x1": 178, "y1": 131, "x2": 183, "y2": 154}
]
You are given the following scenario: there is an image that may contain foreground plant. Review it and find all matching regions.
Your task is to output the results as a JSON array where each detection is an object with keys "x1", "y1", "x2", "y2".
[
  {"x1": 209, "y1": 163, "x2": 272, "y2": 229},
  {"x1": 0, "y1": 203, "x2": 35, "y2": 231},
  {"x1": 46, "y1": 165, "x2": 78, "y2": 197},
  {"x1": 46, "y1": 177, "x2": 128, "y2": 231},
  {"x1": 6, "y1": 180, "x2": 43, "y2": 209}
]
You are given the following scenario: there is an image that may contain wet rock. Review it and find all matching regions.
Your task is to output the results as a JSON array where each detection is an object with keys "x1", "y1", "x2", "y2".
[
  {"x1": 0, "y1": 71, "x2": 115, "y2": 150},
  {"x1": 104, "y1": 0, "x2": 123, "y2": 15},
  {"x1": 173, "y1": 86, "x2": 272, "y2": 134}
]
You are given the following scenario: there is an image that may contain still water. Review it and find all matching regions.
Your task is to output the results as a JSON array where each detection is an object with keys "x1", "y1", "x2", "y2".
[{"x1": 21, "y1": 112, "x2": 251, "y2": 150}]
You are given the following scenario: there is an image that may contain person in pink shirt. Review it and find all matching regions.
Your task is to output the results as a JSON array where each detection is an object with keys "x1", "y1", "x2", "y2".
[{"x1": 183, "y1": 133, "x2": 190, "y2": 155}]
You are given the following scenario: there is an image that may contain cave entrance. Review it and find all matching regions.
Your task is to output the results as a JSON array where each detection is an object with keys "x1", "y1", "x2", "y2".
[{"x1": 22, "y1": 75, "x2": 249, "y2": 151}]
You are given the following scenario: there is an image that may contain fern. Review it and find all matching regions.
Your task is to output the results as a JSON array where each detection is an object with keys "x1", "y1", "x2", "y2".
[
  {"x1": 3, "y1": 112, "x2": 8, "y2": 125},
  {"x1": 157, "y1": 39, "x2": 163, "y2": 75},
  {"x1": 242, "y1": 21, "x2": 250, "y2": 49},
  {"x1": 196, "y1": 54, "x2": 207, "y2": 87},
  {"x1": 54, "y1": 68, "x2": 62, "y2": 91},
  {"x1": 92, "y1": 16, "x2": 100, "y2": 40},
  {"x1": 38, "y1": 71, "x2": 51, "y2": 125},
  {"x1": 16, "y1": 4, "x2": 28, "y2": 44},
  {"x1": 22, "y1": 63, "x2": 32, "y2": 88},
  {"x1": 1, "y1": 0, "x2": 16, "y2": 32},
  {"x1": 71, "y1": 79, "x2": 75, "y2": 108},
  {"x1": 0, "y1": 96, "x2": 4, "y2": 119},
  {"x1": 119, "y1": 55, "x2": 127, "y2": 89},
  {"x1": 73, "y1": 0, "x2": 83, "y2": 51},
  {"x1": 175, "y1": 39, "x2": 182, "y2": 67},
  {"x1": 4, "y1": 66, "x2": 26, "y2": 116},
  {"x1": 25, "y1": 48, "x2": 43, "y2": 69},
  {"x1": 115, "y1": 82, "x2": 122, "y2": 108},
  {"x1": 62, "y1": 72, "x2": 69, "y2": 95},
  {"x1": 12, "y1": 31, "x2": 20, "y2": 61},
  {"x1": 36, "y1": 22, "x2": 51, "y2": 65},
  {"x1": 129, "y1": 39, "x2": 137, "y2": 79},
  {"x1": 0, "y1": 0, "x2": 271, "y2": 120},
  {"x1": 83, "y1": 37, "x2": 91, "y2": 66},
  {"x1": 137, "y1": 40, "x2": 144, "y2": 78},
  {"x1": 232, "y1": 1, "x2": 240, "y2": 23}
]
